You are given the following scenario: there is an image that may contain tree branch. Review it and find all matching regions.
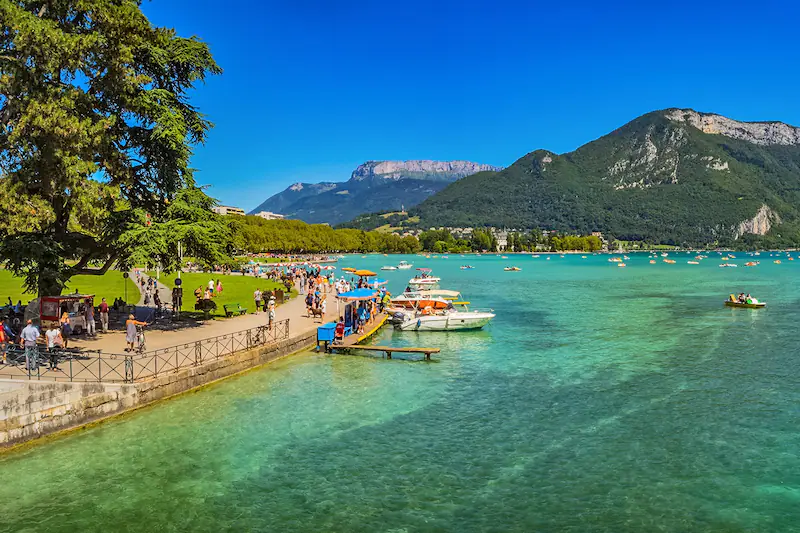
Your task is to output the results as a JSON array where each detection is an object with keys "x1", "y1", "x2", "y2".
[{"x1": 73, "y1": 254, "x2": 118, "y2": 276}]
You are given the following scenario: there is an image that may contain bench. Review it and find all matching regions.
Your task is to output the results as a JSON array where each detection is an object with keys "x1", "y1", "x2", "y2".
[{"x1": 223, "y1": 303, "x2": 247, "y2": 318}]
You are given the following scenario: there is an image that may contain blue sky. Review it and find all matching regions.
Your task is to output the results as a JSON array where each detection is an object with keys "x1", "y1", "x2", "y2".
[{"x1": 143, "y1": 0, "x2": 800, "y2": 211}]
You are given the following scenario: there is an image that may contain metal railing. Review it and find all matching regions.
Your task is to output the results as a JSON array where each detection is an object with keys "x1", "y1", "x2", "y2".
[{"x1": 0, "y1": 319, "x2": 290, "y2": 384}]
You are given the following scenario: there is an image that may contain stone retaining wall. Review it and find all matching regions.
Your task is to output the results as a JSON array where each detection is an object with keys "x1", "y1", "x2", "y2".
[{"x1": 0, "y1": 330, "x2": 316, "y2": 449}]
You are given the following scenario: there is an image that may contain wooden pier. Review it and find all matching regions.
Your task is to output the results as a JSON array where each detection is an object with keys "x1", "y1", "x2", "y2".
[
  {"x1": 318, "y1": 312, "x2": 441, "y2": 360},
  {"x1": 348, "y1": 345, "x2": 441, "y2": 360}
]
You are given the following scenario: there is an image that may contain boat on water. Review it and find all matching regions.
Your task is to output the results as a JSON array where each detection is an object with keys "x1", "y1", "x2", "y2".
[
  {"x1": 774, "y1": 260, "x2": 782, "y2": 264},
  {"x1": 532, "y1": 255, "x2": 540, "y2": 258},
  {"x1": 725, "y1": 294, "x2": 766, "y2": 308},
  {"x1": 392, "y1": 299, "x2": 495, "y2": 331},
  {"x1": 460, "y1": 265, "x2": 474, "y2": 270},
  {"x1": 501, "y1": 256, "x2": 508, "y2": 259},
  {"x1": 381, "y1": 266, "x2": 397, "y2": 271},
  {"x1": 745, "y1": 261, "x2": 759, "y2": 267},
  {"x1": 408, "y1": 268, "x2": 441, "y2": 289},
  {"x1": 649, "y1": 260, "x2": 656, "y2": 264},
  {"x1": 663, "y1": 259, "x2": 676, "y2": 264},
  {"x1": 397, "y1": 261, "x2": 413, "y2": 270},
  {"x1": 617, "y1": 263, "x2": 626, "y2": 267},
  {"x1": 719, "y1": 263, "x2": 738, "y2": 268},
  {"x1": 609, "y1": 257, "x2": 623, "y2": 263},
  {"x1": 504, "y1": 266, "x2": 521, "y2": 271},
  {"x1": 687, "y1": 261, "x2": 699, "y2": 265}
]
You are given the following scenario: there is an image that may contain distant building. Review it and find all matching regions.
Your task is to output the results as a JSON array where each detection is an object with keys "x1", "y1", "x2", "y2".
[
  {"x1": 253, "y1": 211, "x2": 285, "y2": 220},
  {"x1": 212, "y1": 206, "x2": 245, "y2": 216}
]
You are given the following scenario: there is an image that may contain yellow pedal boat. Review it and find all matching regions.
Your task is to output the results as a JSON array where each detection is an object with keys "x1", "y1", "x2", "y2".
[{"x1": 724, "y1": 300, "x2": 766, "y2": 309}]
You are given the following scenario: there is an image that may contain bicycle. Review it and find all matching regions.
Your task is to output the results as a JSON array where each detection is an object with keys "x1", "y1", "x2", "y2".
[{"x1": 136, "y1": 325, "x2": 147, "y2": 354}]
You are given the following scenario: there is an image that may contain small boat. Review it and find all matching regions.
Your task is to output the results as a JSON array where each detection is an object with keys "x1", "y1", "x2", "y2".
[
  {"x1": 649, "y1": 260, "x2": 656, "y2": 264},
  {"x1": 721, "y1": 256, "x2": 730, "y2": 261},
  {"x1": 687, "y1": 261, "x2": 699, "y2": 265},
  {"x1": 531, "y1": 255, "x2": 540, "y2": 258},
  {"x1": 719, "y1": 263, "x2": 738, "y2": 268},
  {"x1": 774, "y1": 260, "x2": 782, "y2": 264},
  {"x1": 504, "y1": 266, "x2": 521, "y2": 271},
  {"x1": 617, "y1": 263, "x2": 626, "y2": 267},
  {"x1": 623, "y1": 255, "x2": 630, "y2": 260},
  {"x1": 381, "y1": 266, "x2": 398, "y2": 271},
  {"x1": 393, "y1": 300, "x2": 495, "y2": 331},
  {"x1": 663, "y1": 259, "x2": 676, "y2": 264},
  {"x1": 744, "y1": 261, "x2": 759, "y2": 267},
  {"x1": 397, "y1": 261, "x2": 413, "y2": 270},
  {"x1": 581, "y1": 256, "x2": 587, "y2": 259},
  {"x1": 724, "y1": 300, "x2": 766, "y2": 309},
  {"x1": 501, "y1": 256, "x2": 508, "y2": 259},
  {"x1": 442, "y1": 255, "x2": 449, "y2": 259},
  {"x1": 460, "y1": 265, "x2": 474, "y2": 270},
  {"x1": 609, "y1": 257, "x2": 623, "y2": 263},
  {"x1": 408, "y1": 268, "x2": 440, "y2": 289}
]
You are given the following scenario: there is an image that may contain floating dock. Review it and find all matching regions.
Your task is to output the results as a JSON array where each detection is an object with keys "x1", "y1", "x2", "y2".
[{"x1": 316, "y1": 313, "x2": 441, "y2": 360}]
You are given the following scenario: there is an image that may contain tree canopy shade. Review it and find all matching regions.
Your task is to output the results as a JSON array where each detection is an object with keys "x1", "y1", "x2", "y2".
[{"x1": 0, "y1": 0, "x2": 224, "y2": 295}]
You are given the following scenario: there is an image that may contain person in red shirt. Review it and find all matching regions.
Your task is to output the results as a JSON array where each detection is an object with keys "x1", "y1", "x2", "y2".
[
  {"x1": 334, "y1": 317, "x2": 345, "y2": 344},
  {"x1": 99, "y1": 297, "x2": 110, "y2": 333}
]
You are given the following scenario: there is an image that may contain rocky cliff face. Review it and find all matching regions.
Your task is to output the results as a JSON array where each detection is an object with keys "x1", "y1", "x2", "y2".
[
  {"x1": 666, "y1": 109, "x2": 800, "y2": 146},
  {"x1": 735, "y1": 205, "x2": 780, "y2": 238},
  {"x1": 351, "y1": 160, "x2": 501, "y2": 182}
]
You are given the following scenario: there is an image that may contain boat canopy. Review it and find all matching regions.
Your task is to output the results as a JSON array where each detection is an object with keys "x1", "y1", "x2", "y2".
[
  {"x1": 354, "y1": 269, "x2": 377, "y2": 277},
  {"x1": 336, "y1": 288, "x2": 378, "y2": 301},
  {"x1": 406, "y1": 289, "x2": 461, "y2": 298}
]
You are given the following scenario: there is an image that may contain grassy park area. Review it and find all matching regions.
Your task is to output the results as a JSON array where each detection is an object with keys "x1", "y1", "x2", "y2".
[
  {"x1": 0, "y1": 269, "x2": 139, "y2": 305},
  {"x1": 153, "y1": 272, "x2": 294, "y2": 317}
]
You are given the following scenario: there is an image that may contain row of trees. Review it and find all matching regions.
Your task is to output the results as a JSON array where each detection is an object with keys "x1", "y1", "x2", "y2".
[
  {"x1": 232, "y1": 217, "x2": 421, "y2": 254},
  {"x1": 418, "y1": 228, "x2": 603, "y2": 252}
]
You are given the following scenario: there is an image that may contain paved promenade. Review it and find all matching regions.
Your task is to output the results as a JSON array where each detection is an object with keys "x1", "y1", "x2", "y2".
[{"x1": 0, "y1": 284, "x2": 337, "y2": 383}]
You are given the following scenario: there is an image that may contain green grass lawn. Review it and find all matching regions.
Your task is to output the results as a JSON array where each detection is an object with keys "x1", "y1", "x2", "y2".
[
  {"x1": 154, "y1": 272, "x2": 294, "y2": 317},
  {"x1": 0, "y1": 269, "x2": 139, "y2": 305}
]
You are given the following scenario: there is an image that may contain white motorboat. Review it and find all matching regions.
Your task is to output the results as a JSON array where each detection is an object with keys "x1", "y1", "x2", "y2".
[
  {"x1": 397, "y1": 261, "x2": 413, "y2": 270},
  {"x1": 407, "y1": 268, "x2": 440, "y2": 289},
  {"x1": 390, "y1": 293, "x2": 494, "y2": 331},
  {"x1": 381, "y1": 265, "x2": 397, "y2": 271}
]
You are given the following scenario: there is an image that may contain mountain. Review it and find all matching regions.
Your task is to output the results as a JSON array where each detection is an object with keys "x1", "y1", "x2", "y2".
[
  {"x1": 249, "y1": 160, "x2": 500, "y2": 225},
  {"x1": 410, "y1": 109, "x2": 800, "y2": 246}
]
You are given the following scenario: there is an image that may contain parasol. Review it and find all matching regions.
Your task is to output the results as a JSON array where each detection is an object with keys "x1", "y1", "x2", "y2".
[{"x1": 354, "y1": 269, "x2": 377, "y2": 277}]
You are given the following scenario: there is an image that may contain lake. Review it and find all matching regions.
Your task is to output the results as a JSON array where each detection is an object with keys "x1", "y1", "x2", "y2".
[{"x1": 2, "y1": 252, "x2": 799, "y2": 532}]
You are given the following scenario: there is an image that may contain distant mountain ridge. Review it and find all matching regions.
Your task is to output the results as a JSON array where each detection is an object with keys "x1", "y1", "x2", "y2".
[
  {"x1": 249, "y1": 160, "x2": 500, "y2": 225},
  {"x1": 405, "y1": 108, "x2": 800, "y2": 246}
]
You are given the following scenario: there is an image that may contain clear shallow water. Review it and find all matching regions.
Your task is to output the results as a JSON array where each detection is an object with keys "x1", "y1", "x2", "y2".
[{"x1": 2, "y1": 252, "x2": 800, "y2": 532}]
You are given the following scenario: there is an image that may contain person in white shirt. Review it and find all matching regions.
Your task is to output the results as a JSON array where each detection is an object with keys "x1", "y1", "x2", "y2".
[
  {"x1": 208, "y1": 279, "x2": 215, "y2": 293},
  {"x1": 45, "y1": 327, "x2": 63, "y2": 370},
  {"x1": 253, "y1": 289, "x2": 262, "y2": 312}
]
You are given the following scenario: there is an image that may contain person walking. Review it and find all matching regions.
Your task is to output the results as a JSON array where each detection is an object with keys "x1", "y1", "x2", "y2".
[
  {"x1": 85, "y1": 302, "x2": 96, "y2": 336},
  {"x1": 216, "y1": 279, "x2": 223, "y2": 294},
  {"x1": 99, "y1": 297, "x2": 109, "y2": 333},
  {"x1": 20, "y1": 319, "x2": 40, "y2": 372},
  {"x1": 253, "y1": 288, "x2": 262, "y2": 313},
  {"x1": 0, "y1": 324, "x2": 7, "y2": 364},
  {"x1": 267, "y1": 295, "x2": 276, "y2": 329},
  {"x1": 60, "y1": 312, "x2": 71, "y2": 349},
  {"x1": 125, "y1": 314, "x2": 147, "y2": 352},
  {"x1": 45, "y1": 326, "x2": 62, "y2": 370}
]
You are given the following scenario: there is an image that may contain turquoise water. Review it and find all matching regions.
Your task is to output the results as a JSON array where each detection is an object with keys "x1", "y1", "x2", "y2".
[{"x1": 2, "y1": 252, "x2": 800, "y2": 532}]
